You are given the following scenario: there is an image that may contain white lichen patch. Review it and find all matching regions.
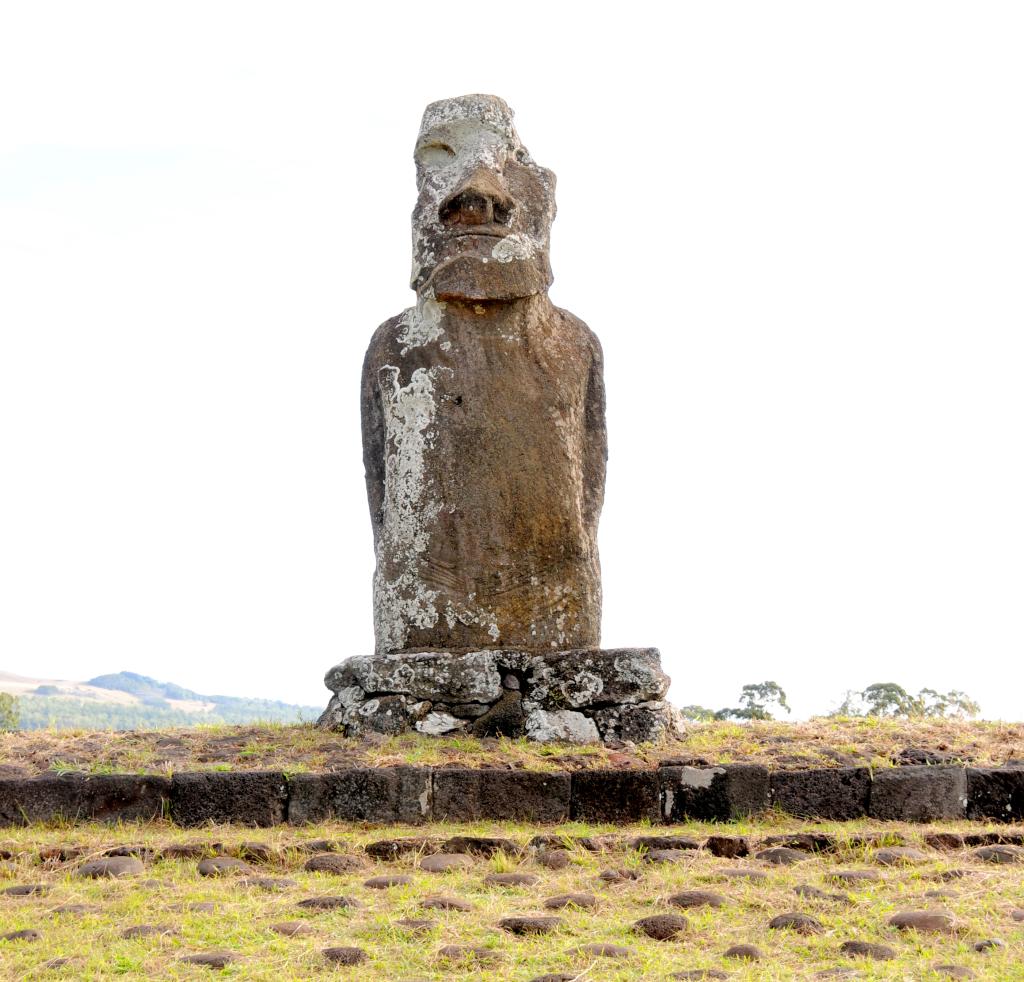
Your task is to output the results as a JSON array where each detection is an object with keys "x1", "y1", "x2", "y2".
[
  {"x1": 491, "y1": 232, "x2": 535, "y2": 264},
  {"x1": 373, "y1": 365, "x2": 443, "y2": 652},
  {"x1": 396, "y1": 298, "x2": 446, "y2": 356}
]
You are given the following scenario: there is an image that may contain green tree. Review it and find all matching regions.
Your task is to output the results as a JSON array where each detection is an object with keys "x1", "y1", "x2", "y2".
[
  {"x1": 0, "y1": 693, "x2": 20, "y2": 731},
  {"x1": 679, "y1": 705, "x2": 717, "y2": 722},
  {"x1": 831, "y1": 683, "x2": 980, "y2": 719},
  {"x1": 716, "y1": 681, "x2": 791, "y2": 721}
]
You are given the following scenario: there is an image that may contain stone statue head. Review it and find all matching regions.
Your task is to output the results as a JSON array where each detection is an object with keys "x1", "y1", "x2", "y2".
[{"x1": 410, "y1": 94, "x2": 556, "y2": 302}]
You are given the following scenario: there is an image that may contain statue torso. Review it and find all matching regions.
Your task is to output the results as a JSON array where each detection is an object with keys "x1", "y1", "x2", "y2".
[{"x1": 363, "y1": 294, "x2": 604, "y2": 654}]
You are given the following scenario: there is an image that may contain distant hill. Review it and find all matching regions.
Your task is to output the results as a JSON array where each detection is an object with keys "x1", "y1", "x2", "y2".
[{"x1": 0, "y1": 670, "x2": 321, "y2": 730}]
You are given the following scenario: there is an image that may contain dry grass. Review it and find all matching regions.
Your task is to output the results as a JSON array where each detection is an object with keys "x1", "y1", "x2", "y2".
[
  {"x1": 1, "y1": 816, "x2": 1022, "y2": 980},
  {"x1": 1, "y1": 718, "x2": 1022, "y2": 778}
]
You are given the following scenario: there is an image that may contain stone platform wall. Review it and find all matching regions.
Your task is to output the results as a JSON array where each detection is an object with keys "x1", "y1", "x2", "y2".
[{"x1": 1, "y1": 765, "x2": 1021, "y2": 827}]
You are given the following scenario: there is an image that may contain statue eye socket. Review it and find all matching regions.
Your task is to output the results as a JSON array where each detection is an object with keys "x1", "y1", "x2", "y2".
[{"x1": 418, "y1": 142, "x2": 456, "y2": 167}]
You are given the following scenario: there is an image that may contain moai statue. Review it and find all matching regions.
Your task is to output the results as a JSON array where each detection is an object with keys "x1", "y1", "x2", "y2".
[{"x1": 320, "y1": 95, "x2": 678, "y2": 743}]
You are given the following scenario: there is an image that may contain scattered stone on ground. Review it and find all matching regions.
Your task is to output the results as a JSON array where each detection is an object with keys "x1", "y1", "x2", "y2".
[
  {"x1": 974, "y1": 845, "x2": 1024, "y2": 864},
  {"x1": 646, "y1": 848, "x2": 694, "y2": 864},
  {"x1": 121, "y1": 924, "x2": 176, "y2": 938},
  {"x1": 630, "y1": 835, "x2": 700, "y2": 852},
  {"x1": 973, "y1": 939, "x2": 1004, "y2": 952},
  {"x1": 296, "y1": 895, "x2": 359, "y2": 910},
  {"x1": 888, "y1": 910, "x2": 957, "y2": 934},
  {"x1": 420, "y1": 895, "x2": 473, "y2": 911},
  {"x1": 364, "y1": 837, "x2": 436, "y2": 860},
  {"x1": 597, "y1": 867, "x2": 641, "y2": 882},
  {"x1": 768, "y1": 912, "x2": 824, "y2": 934},
  {"x1": 437, "y1": 944, "x2": 500, "y2": 962},
  {"x1": 395, "y1": 918, "x2": 435, "y2": 933},
  {"x1": 197, "y1": 856, "x2": 253, "y2": 877},
  {"x1": 839, "y1": 940, "x2": 896, "y2": 960},
  {"x1": 1, "y1": 929, "x2": 41, "y2": 942},
  {"x1": 442, "y1": 835, "x2": 518, "y2": 856},
  {"x1": 634, "y1": 913, "x2": 689, "y2": 940},
  {"x1": 499, "y1": 915, "x2": 562, "y2": 935},
  {"x1": 536, "y1": 849, "x2": 571, "y2": 869},
  {"x1": 363, "y1": 874, "x2": 413, "y2": 889},
  {"x1": 484, "y1": 872, "x2": 538, "y2": 887},
  {"x1": 763, "y1": 833, "x2": 837, "y2": 853},
  {"x1": 669, "y1": 889, "x2": 727, "y2": 909},
  {"x1": 670, "y1": 971, "x2": 730, "y2": 980},
  {"x1": 303, "y1": 852, "x2": 364, "y2": 874},
  {"x1": 874, "y1": 847, "x2": 928, "y2": 866},
  {"x1": 180, "y1": 951, "x2": 235, "y2": 968},
  {"x1": 543, "y1": 892, "x2": 598, "y2": 909},
  {"x1": 724, "y1": 944, "x2": 763, "y2": 960},
  {"x1": 237, "y1": 876, "x2": 296, "y2": 890},
  {"x1": 825, "y1": 870, "x2": 880, "y2": 883},
  {"x1": 705, "y1": 835, "x2": 749, "y2": 858},
  {"x1": 419, "y1": 853, "x2": 473, "y2": 873},
  {"x1": 757, "y1": 847, "x2": 806, "y2": 866},
  {"x1": 77, "y1": 856, "x2": 144, "y2": 878},
  {"x1": 576, "y1": 942, "x2": 634, "y2": 958},
  {"x1": 932, "y1": 966, "x2": 975, "y2": 979},
  {"x1": 2, "y1": 884, "x2": 47, "y2": 896},
  {"x1": 269, "y1": 921, "x2": 313, "y2": 937},
  {"x1": 323, "y1": 946, "x2": 369, "y2": 965},
  {"x1": 717, "y1": 868, "x2": 768, "y2": 880}
]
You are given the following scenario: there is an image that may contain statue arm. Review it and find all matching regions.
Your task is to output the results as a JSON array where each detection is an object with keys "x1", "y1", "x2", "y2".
[
  {"x1": 583, "y1": 333, "x2": 608, "y2": 530},
  {"x1": 361, "y1": 344, "x2": 386, "y2": 547}
]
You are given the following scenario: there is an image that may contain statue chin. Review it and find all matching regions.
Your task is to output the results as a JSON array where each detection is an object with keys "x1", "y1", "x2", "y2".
[{"x1": 423, "y1": 254, "x2": 553, "y2": 303}]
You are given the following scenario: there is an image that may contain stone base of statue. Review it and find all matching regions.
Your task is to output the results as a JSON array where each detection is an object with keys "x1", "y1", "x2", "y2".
[{"x1": 317, "y1": 648, "x2": 681, "y2": 744}]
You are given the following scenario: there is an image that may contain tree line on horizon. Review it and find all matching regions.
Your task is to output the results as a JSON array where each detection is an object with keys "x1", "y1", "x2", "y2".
[{"x1": 680, "y1": 680, "x2": 981, "y2": 722}]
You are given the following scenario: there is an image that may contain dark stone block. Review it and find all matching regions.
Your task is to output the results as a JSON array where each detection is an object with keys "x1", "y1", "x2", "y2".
[
  {"x1": 967, "y1": 768, "x2": 1024, "y2": 822},
  {"x1": 570, "y1": 770, "x2": 660, "y2": 823},
  {"x1": 0, "y1": 775, "x2": 170, "y2": 826},
  {"x1": 433, "y1": 769, "x2": 570, "y2": 823},
  {"x1": 287, "y1": 767, "x2": 430, "y2": 824},
  {"x1": 661, "y1": 765, "x2": 769, "y2": 822},
  {"x1": 170, "y1": 772, "x2": 287, "y2": 827},
  {"x1": 770, "y1": 768, "x2": 870, "y2": 820},
  {"x1": 869, "y1": 766, "x2": 967, "y2": 821}
]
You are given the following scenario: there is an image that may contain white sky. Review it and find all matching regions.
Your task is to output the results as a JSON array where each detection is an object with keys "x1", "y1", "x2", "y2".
[{"x1": 1, "y1": 2, "x2": 1022, "y2": 719}]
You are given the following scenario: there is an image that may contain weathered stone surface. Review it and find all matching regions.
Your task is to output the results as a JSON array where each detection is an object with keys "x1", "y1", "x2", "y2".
[
  {"x1": 768, "y1": 912, "x2": 824, "y2": 934},
  {"x1": 499, "y1": 915, "x2": 562, "y2": 935},
  {"x1": 0, "y1": 775, "x2": 169, "y2": 826},
  {"x1": 432, "y1": 768, "x2": 570, "y2": 822},
  {"x1": 287, "y1": 767, "x2": 430, "y2": 824},
  {"x1": 571, "y1": 770, "x2": 660, "y2": 822},
  {"x1": 661, "y1": 765, "x2": 769, "y2": 821},
  {"x1": 966, "y1": 768, "x2": 1024, "y2": 821},
  {"x1": 705, "y1": 835, "x2": 750, "y2": 858},
  {"x1": 634, "y1": 913, "x2": 689, "y2": 940},
  {"x1": 888, "y1": 909, "x2": 957, "y2": 934},
  {"x1": 170, "y1": 772, "x2": 287, "y2": 827},
  {"x1": 840, "y1": 941, "x2": 896, "y2": 960},
  {"x1": 769, "y1": 768, "x2": 871, "y2": 820},
  {"x1": 321, "y1": 647, "x2": 671, "y2": 742},
  {"x1": 870, "y1": 765, "x2": 967, "y2": 821},
  {"x1": 77, "y1": 856, "x2": 144, "y2": 879},
  {"x1": 523, "y1": 648, "x2": 669, "y2": 709},
  {"x1": 668, "y1": 890, "x2": 727, "y2": 909},
  {"x1": 592, "y1": 701, "x2": 681, "y2": 743},
  {"x1": 525, "y1": 709, "x2": 599, "y2": 743}
]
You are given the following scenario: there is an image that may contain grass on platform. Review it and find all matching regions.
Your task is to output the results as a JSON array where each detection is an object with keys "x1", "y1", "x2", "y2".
[{"x1": 1, "y1": 718, "x2": 1023, "y2": 779}]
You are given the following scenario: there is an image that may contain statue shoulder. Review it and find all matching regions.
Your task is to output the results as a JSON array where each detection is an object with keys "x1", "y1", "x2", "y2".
[
  {"x1": 552, "y1": 305, "x2": 603, "y2": 363},
  {"x1": 363, "y1": 310, "x2": 412, "y2": 369}
]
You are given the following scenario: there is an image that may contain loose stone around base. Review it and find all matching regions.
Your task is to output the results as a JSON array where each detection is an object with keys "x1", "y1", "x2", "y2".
[{"x1": 318, "y1": 648, "x2": 680, "y2": 744}]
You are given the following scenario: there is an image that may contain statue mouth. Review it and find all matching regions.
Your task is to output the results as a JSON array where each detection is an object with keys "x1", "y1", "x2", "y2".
[{"x1": 449, "y1": 227, "x2": 509, "y2": 240}]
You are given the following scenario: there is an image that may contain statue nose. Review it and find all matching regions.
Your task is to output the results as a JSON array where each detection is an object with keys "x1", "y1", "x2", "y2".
[{"x1": 439, "y1": 167, "x2": 513, "y2": 227}]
